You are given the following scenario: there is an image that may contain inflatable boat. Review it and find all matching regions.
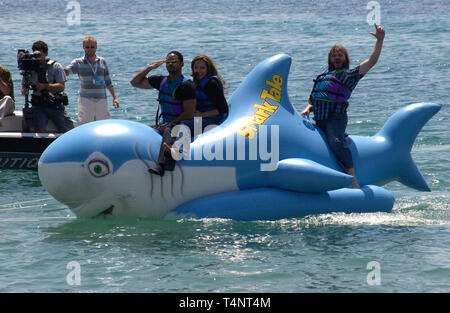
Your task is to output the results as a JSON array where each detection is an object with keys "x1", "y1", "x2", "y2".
[{"x1": 37, "y1": 54, "x2": 440, "y2": 220}]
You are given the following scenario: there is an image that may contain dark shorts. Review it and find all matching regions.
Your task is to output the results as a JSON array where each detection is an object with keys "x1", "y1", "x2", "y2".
[
  {"x1": 180, "y1": 117, "x2": 222, "y2": 137},
  {"x1": 33, "y1": 105, "x2": 74, "y2": 133},
  {"x1": 316, "y1": 112, "x2": 354, "y2": 169}
]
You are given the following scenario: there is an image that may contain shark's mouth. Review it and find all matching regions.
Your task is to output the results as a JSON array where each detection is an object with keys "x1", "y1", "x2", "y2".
[
  {"x1": 69, "y1": 200, "x2": 116, "y2": 218},
  {"x1": 96, "y1": 205, "x2": 115, "y2": 217}
]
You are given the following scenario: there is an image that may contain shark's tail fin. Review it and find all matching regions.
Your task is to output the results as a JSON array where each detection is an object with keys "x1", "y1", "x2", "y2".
[{"x1": 376, "y1": 103, "x2": 441, "y2": 191}]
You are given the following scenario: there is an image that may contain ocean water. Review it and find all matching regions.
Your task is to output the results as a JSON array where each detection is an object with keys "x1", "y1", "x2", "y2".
[{"x1": 0, "y1": 0, "x2": 449, "y2": 293}]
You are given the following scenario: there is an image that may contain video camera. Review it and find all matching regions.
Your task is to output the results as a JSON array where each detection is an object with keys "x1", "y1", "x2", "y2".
[
  {"x1": 17, "y1": 49, "x2": 42, "y2": 94},
  {"x1": 17, "y1": 49, "x2": 41, "y2": 72},
  {"x1": 17, "y1": 49, "x2": 42, "y2": 129}
]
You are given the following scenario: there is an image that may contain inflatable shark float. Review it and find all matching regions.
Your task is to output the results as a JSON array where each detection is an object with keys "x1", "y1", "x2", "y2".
[{"x1": 38, "y1": 54, "x2": 440, "y2": 220}]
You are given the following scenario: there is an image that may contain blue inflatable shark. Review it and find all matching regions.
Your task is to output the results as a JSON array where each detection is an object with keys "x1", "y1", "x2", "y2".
[{"x1": 38, "y1": 54, "x2": 440, "y2": 220}]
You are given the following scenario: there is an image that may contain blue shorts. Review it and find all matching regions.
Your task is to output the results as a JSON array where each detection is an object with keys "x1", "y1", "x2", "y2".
[
  {"x1": 33, "y1": 105, "x2": 74, "y2": 133},
  {"x1": 316, "y1": 112, "x2": 354, "y2": 169}
]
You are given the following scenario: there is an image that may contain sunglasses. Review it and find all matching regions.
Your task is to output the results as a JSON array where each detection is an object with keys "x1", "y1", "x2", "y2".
[
  {"x1": 166, "y1": 59, "x2": 179, "y2": 64},
  {"x1": 84, "y1": 46, "x2": 96, "y2": 49}
]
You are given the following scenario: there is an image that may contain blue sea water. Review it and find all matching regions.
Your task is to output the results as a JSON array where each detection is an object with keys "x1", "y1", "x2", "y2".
[{"x1": 0, "y1": 0, "x2": 449, "y2": 293}]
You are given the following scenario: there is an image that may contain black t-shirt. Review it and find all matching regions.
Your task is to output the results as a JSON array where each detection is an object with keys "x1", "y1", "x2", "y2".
[
  {"x1": 148, "y1": 75, "x2": 196, "y2": 101},
  {"x1": 199, "y1": 78, "x2": 229, "y2": 115}
]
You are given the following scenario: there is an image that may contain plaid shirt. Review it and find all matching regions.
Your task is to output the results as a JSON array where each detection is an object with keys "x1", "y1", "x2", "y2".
[{"x1": 310, "y1": 65, "x2": 364, "y2": 120}]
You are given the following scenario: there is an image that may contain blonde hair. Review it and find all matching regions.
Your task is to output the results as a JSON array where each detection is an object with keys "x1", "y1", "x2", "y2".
[
  {"x1": 328, "y1": 45, "x2": 350, "y2": 70},
  {"x1": 191, "y1": 54, "x2": 226, "y2": 92},
  {"x1": 82, "y1": 36, "x2": 97, "y2": 46}
]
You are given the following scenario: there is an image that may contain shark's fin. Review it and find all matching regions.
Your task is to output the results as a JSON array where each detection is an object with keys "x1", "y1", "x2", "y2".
[
  {"x1": 268, "y1": 158, "x2": 353, "y2": 193},
  {"x1": 376, "y1": 102, "x2": 441, "y2": 191},
  {"x1": 226, "y1": 54, "x2": 296, "y2": 123}
]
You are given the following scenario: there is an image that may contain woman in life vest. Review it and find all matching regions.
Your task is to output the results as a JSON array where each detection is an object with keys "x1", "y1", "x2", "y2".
[
  {"x1": 301, "y1": 23, "x2": 385, "y2": 188},
  {"x1": 190, "y1": 54, "x2": 228, "y2": 133}
]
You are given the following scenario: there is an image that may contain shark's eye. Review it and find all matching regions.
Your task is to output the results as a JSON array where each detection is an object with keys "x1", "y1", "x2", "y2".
[{"x1": 88, "y1": 159, "x2": 110, "y2": 177}]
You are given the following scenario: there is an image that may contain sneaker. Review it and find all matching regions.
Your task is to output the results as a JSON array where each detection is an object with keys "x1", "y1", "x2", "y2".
[{"x1": 148, "y1": 164, "x2": 164, "y2": 176}]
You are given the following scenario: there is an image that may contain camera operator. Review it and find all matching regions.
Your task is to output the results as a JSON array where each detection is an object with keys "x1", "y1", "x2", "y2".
[
  {"x1": 21, "y1": 40, "x2": 74, "y2": 133},
  {"x1": 0, "y1": 65, "x2": 15, "y2": 123}
]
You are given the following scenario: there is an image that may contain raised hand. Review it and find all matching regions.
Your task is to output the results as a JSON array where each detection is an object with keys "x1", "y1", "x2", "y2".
[
  {"x1": 148, "y1": 59, "x2": 166, "y2": 70},
  {"x1": 370, "y1": 23, "x2": 385, "y2": 41}
]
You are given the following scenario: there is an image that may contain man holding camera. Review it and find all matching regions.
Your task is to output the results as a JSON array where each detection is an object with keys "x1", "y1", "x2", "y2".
[
  {"x1": 21, "y1": 40, "x2": 74, "y2": 133},
  {"x1": 0, "y1": 65, "x2": 15, "y2": 123}
]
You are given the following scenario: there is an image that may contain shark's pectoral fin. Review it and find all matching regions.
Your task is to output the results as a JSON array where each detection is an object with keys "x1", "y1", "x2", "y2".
[
  {"x1": 268, "y1": 158, "x2": 353, "y2": 193},
  {"x1": 171, "y1": 186, "x2": 394, "y2": 220}
]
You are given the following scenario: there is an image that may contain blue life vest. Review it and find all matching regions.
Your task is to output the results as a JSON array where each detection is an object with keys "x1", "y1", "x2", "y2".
[
  {"x1": 195, "y1": 75, "x2": 224, "y2": 121},
  {"x1": 158, "y1": 75, "x2": 190, "y2": 123},
  {"x1": 309, "y1": 69, "x2": 352, "y2": 107}
]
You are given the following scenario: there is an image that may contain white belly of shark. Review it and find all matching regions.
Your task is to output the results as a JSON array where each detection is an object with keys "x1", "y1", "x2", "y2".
[
  {"x1": 39, "y1": 159, "x2": 238, "y2": 218},
  {"x1": 38, "y1": 54, "x2": 440, "y2": 220}
]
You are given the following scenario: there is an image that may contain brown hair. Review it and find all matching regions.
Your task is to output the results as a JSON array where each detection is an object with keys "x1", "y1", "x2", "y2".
[
  {"x1": 83, "y1": 36, "x2": 97, "y2": 46},
  {"x1": 32, "y1": 40, "x2": 48, "y2": 54},
  {"x1": 328, "y1": 45, "x2": 350, "y2": 70},
  {"x1": 191, "y1": 54, "x2": 226, "y2": 92}
]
